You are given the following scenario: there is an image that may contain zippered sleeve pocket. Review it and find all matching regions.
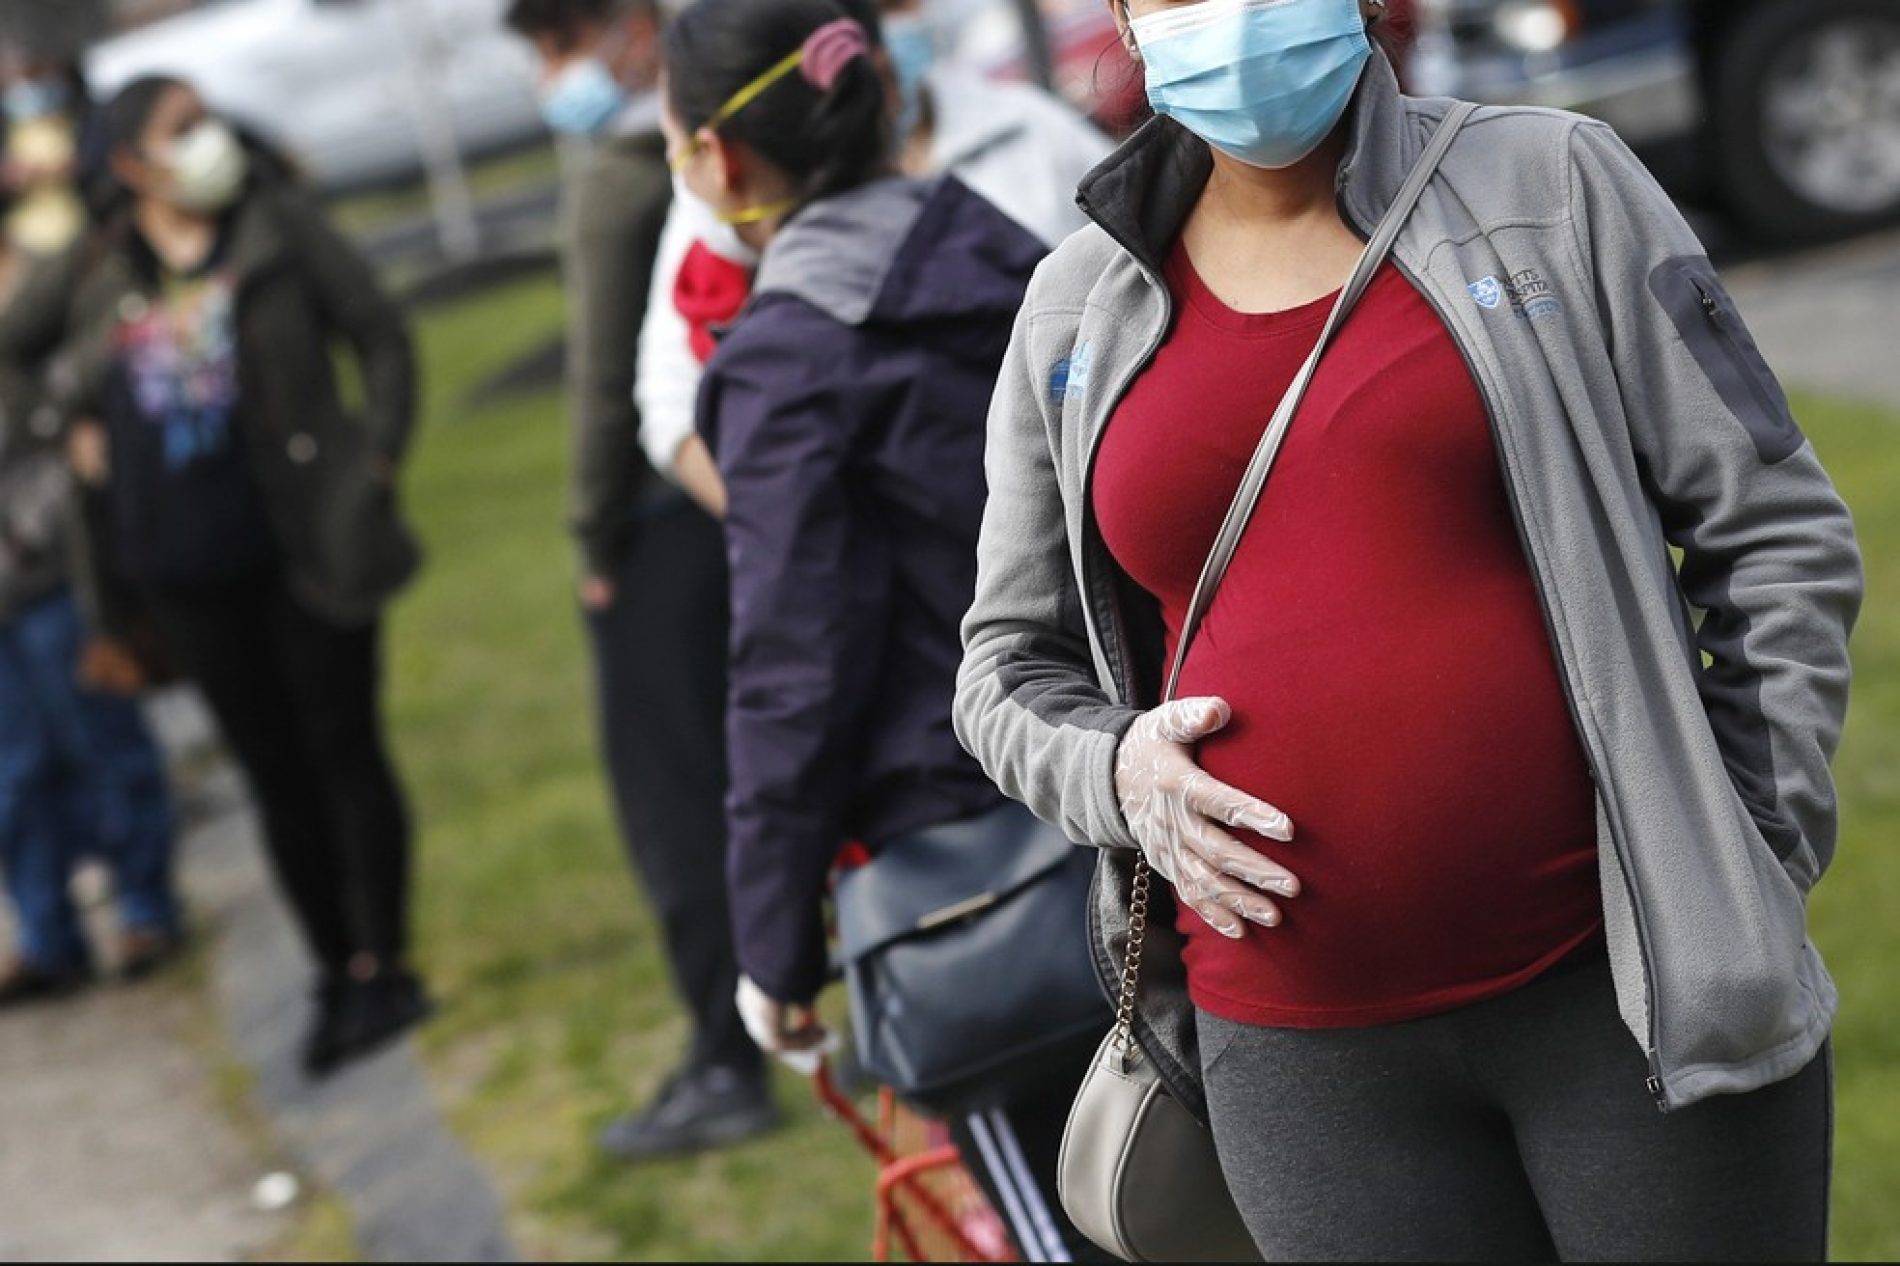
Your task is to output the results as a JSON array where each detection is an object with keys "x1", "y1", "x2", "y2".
[{"x1": 1647, "y1": 256, "x2": 1804, "y2": 464}]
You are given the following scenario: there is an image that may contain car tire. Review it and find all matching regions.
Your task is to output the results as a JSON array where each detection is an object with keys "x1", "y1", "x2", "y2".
[{"x1": 1709, "y1": 0, "x2": 1900, "y2": 243}]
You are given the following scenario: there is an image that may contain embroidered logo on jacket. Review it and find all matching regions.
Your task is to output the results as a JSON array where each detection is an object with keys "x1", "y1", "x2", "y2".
[
  {"x1": 1470, "y1": 270, "x2": 1562, "y2": 321},
  {"x1": 1050, "y1": 340, "x2": 1094, "y2": 405}
]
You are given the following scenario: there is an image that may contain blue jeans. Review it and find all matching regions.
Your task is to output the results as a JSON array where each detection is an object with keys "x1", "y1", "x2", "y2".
[{"x1": 0, "y1": 589, "x2": 178, "y2": 970}]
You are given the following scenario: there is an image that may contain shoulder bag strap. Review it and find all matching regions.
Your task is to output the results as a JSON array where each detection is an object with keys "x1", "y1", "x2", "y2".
[{"x1": 1161, "y1": 101, "x2": 1478, "y2": 703}]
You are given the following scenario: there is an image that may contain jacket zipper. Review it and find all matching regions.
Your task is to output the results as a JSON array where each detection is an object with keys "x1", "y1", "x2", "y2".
[
  {"x1": 1067, "y1": 207, "x2": 1211, "y2": 1111},
  {"x1": 1073, "y1": 215, "x2": 1175, "y2": 707},
  {"x1": 1342, "y1": 141, "x2": 1671, "y2": 1107},
  {"x1": 1383, "y1": 248, "x2": 1672, "y2": 1114},
  {"x1": 1689, "y1": 274, "x2": 1786, "y2": 438}
]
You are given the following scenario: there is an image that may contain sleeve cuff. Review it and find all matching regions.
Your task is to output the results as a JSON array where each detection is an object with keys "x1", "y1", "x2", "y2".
[{"x1": 1093, "y1": 711, "x2": 1143, "y2": 852}]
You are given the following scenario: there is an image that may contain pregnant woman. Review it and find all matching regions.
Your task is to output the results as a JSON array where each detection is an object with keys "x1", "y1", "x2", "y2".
[{"x1": 954, "y1": 1, "x2": 1862, "y2": 1259}]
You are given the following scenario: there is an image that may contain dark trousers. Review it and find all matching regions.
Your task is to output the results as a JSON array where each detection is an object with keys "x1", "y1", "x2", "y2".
[
  {"x1": 148, "y1": 576, "x2": 410, "y2": 976},
  {"x1": 0, "y1": 588, "x2": 178, "y2": 969},
  {"x1": 1199, "y1": 947, "x2": 1833, "y2": 1262},
  {"x1": 585, "y1": 498, "x2": 756, "y2": 1076}
]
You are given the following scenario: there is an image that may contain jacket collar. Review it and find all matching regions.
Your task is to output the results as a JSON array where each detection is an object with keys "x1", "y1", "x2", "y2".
[
  {"x1": 1074, "y1": 48, "x2": 1416, "y2": 276},
  {"x1": 752, "y1": 175, "x2": 931, "y2": 327},
  {"x1": 114, "y1": 187, "x2": 292, "y2": 291},
  {"x1": 221, "y1": 191, "x2": 290, "y2": 282}
]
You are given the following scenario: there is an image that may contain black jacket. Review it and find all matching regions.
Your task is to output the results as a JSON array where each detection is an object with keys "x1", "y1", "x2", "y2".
[{"x1": 0, "y1": 183, "x2": 419, "y2": 630}]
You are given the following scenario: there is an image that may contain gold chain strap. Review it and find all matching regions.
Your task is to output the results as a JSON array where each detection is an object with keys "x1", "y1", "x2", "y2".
[{"x1": 1111, "y1": 856, "x2": 1151, "y2": 1069}]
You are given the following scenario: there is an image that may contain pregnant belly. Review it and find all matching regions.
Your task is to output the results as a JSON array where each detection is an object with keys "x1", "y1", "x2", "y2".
[{"x1": 1171, "y1": 598, "x2": 1603, "y2": 1027}]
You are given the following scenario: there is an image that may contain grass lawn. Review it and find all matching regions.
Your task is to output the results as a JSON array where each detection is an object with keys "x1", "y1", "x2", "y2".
[
  {"x1": 387, "y1": 274, "x2": 872, "y2": 1261},
  {"x1": 326, "y1": 144, "x2": 563, "y2": 240},
  {"x1": 1798, "y1": 396, "x2": 1900, "y2": 1262},
  {"x1": 384, "y1": 273, "x2": 1900, "y2": 1259}
]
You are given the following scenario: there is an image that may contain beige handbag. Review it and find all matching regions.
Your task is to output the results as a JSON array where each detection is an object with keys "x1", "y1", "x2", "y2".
[{"x1": 1056, "y1": 103, "x2": 1478, "y2": 1264}]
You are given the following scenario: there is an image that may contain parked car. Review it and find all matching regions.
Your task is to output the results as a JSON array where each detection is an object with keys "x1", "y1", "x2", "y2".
[
  {"x1": 84, "y1": 0, "x2": 546, "y2": 191},
  {"x1": 1407, "y1": 0, "x2": 1900, "y2": 242}
]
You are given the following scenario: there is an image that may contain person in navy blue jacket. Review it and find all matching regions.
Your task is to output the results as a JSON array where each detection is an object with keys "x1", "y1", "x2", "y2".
[{"x1": 663, "y1": 0, "x2": 1105, "y2": 1256}]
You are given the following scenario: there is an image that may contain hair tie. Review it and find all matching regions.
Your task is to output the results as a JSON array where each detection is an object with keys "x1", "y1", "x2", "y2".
[{"x1": 801, "y1": 18, "x2": 868, "y2": 92}]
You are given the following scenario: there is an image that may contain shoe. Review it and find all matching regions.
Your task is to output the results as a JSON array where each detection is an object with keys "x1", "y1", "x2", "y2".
[
  {"x1": 0, "y1": 955, "x2": 91, "y2": 1009},
  {"x1": 116, "y1": 928, "x2": 185, "y2": 981},
  {"x1": 598, "y1": 1063, "x2": 781, "y2": 1161},
  {"x1": 306, "y1": 970, "x2": 433, "y2": 1079},
  {"x1": 300, "y1": 975, "x2": 351, "y2": 1076}
]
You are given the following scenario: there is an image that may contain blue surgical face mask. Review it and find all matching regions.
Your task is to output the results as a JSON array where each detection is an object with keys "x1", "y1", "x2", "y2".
[
  {"x1": 881, "y1": 15, "x2": 935, "y2": 142},
  {"x1": 1131, "y1": 0, "x2": 1371, "y2": 170},
  {"x1": 541, "y1": 57, "x2": 627, "y2": 136},
  {"x1": 5, "y1": 77, "x2": 71, "y2": 123}
]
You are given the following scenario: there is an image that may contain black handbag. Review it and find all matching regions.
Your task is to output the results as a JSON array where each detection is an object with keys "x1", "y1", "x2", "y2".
[{"x1": 835, "y1": 799, "x2": 1110, "y2": 1114}]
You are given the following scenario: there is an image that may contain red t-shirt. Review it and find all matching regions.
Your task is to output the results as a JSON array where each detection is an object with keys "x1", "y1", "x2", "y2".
[{"x1": 1093, "y1": 245, "x2": 1603, "y2": 1029}]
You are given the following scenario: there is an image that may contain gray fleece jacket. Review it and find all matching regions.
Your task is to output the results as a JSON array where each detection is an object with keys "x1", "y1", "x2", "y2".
[{"x1": 954, "y1": 51, "x2": 1862, "y2": 1116}]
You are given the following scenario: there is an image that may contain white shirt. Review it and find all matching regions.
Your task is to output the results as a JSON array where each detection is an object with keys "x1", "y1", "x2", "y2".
[{"x1": 632, "y1": 68, "x2": 1114, "y2": 476}]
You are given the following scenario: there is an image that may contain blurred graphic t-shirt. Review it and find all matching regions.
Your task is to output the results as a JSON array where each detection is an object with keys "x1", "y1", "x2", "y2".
[{"x1": 108, "y1": 267, "x2": 277, "y2": 591}]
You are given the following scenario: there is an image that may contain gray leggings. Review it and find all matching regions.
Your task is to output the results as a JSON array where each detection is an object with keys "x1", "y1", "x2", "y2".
[{"x1": 1198, "y1": 950, "x2": 1832, "y2": 1262}]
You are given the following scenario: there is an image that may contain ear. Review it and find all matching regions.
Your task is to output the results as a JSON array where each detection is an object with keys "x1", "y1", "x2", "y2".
[{"x1": 705, "y1": 130, "x2": 747, "y2": 201}]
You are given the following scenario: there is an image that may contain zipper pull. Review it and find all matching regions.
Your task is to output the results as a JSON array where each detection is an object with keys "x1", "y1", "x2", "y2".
[
  {"x1": 1694, "y1": 282, "x2": 1723, "y2": 325},
  {"x1": 1646, "y1": 1071, "x2": 1668, "y2": 1114}
]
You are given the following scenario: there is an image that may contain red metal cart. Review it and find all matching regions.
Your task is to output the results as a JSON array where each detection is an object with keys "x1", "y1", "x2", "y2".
[{"x1": 812, "y1": 1062, "x2": 1018, "y2": 1264}]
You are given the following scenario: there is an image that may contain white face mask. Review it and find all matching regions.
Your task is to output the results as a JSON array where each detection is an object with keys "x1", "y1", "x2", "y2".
[
  {"x1": 164, "y1": 119, "x2": 248, "y2": 213},
  {"x1": 669, "y1": 171, "x2": 760, "y2": 266}
]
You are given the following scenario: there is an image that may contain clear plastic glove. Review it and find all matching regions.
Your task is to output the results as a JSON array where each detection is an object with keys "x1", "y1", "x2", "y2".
[
  {"x1": 736, "y1": 975, "x2": 837, "y2": 1075},
  {"x1": 1115, "y1": 696, "x2": 1299, "y2": 939}
]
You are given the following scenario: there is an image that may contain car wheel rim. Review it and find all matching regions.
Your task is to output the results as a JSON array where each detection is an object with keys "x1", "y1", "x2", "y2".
[{"x1": 1760, "y1": 16, "x2": 1900, "y2": 216}]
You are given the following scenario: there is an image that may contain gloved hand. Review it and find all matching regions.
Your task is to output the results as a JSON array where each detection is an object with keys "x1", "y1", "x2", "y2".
[
  {"x1": 1115, "y1": 697, "x2": 1299, "y2": 938},
  {"x1": 736, "y1": 975, "x2": 836, "y2": 1075}
]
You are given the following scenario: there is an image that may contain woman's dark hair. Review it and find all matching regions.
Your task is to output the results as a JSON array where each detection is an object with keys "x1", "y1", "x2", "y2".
[
  {"x1": 85, "y1": 74, "x2": 185, "y2": 216},
  {"x1": 86, "y1": 74, "x2": 298, "y2": 218},
  {"x1": 506, "y1": 0, "x2": 657, "y2": 43},
  {"x1": 665, "y1": 0, "x2": 890, "y2": 207},
  {"x1": 829, "y1": 0, "x2": 887, "y2": 51},
  {"x1": 98, "y1": 74, "x2": 184, "y2": 161}
]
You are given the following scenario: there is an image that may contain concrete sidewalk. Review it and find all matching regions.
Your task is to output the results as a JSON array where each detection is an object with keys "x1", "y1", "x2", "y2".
[
  {"x1": 0, "y1": 958, "x2": 283, "y2": 1263},
  {"x1": 0, "y1": 824, "x2": 285, "y2": 1261},
  {"x1": 0, "y1": 693, "x2": 517, "y2": 1262}
]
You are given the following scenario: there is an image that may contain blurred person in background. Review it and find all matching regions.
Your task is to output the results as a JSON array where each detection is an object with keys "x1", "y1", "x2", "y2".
[
  {"x1": 0, "y1": 388, "x2": 180, "y2": 1004},
  {"x1": 664, "y1": 0, "x2": 1105, "y2": 1255},
  {"x1": 0, "y1": 76, "x2": 428, "y2": 1077},
  {"x1": 634, "y1": 0, "x2": 1112, "y2": 513},
  {"x1": 0, "y1": 48, "x2": 95, "y2": 265},
  {"x1": 0, "y1": 40, "x2": 182, "y2": 1005},
  {"x1": 505, "y1": 0, "x2": 779, "y2": 1161}
]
